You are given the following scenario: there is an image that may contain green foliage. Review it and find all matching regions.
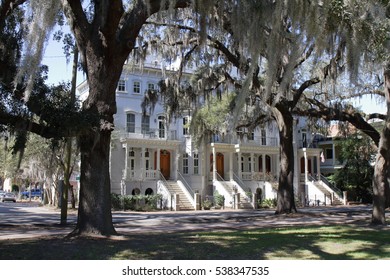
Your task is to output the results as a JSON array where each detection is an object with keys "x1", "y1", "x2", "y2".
[
  {"x1": 202, "y1": 198, "x2": 213, "y2": 209},
  {"x1": 11, "y1": 184, "x2": 19, "y2": 192},
  {"x1": 111, "y1": 193, "x2": 163, "y2": 211},
  {"x1": 213, "y1": 190, "x2": 225, "y2": 207},
  {"x1": 330, "y1": 134, "x2": 375, "y2": 203},
  {"x1": 190, "y1": 92, "x2": 236, "y2": 146},
  {"x1": 259, "y1": 198, "x2": 277, "y2": 208}
]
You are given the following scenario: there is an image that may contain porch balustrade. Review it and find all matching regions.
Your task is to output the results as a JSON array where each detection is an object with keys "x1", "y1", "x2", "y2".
[
  {"x1": 122, "y1": 168, "x2": 159, "y2": 181},
  {"x1": 120, "y1": 127, "x2": 178, "y2": 140},
  {"x1": 209, "y1": 134, "x2": 278, "y2": 146},
  {"x1": 241, "y1": 172, "x2": 277, "y2": 182}
]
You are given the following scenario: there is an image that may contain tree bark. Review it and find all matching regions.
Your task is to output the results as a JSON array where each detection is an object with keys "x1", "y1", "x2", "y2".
[
  {"x1": 69, "y1": 44, "x2": 126, "y2": 235},
  {"x1": 273, "y1": 104, "x2": 297, "y2": 214},
  {"x1": 371, "y1": 65, "x2": 390, "y2": 225}
]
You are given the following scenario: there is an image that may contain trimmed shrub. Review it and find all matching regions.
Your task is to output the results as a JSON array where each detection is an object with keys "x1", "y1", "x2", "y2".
[{"x1": 111, "y1": 193, "x2": 162, "y2": 211}]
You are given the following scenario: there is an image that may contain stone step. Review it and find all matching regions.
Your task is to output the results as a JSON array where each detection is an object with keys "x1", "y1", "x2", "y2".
[{"x1": 166, "y1": 181, "x2": 194, "y2": 211}]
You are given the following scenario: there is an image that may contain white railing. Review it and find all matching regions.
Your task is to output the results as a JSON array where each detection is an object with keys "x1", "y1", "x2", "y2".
[
  {"x1": 215, "y1": 173, "x2": 235, "y2": 207},
  {"x1": 233, "y1": 173, "x2": 251, "y2": 205},
  {"x1": 209, "y1": 134, "x2": 278, "y2": 147},
  {"x1": 240, "y1": 172, "x2": 277, "y2": 182},
  {"x1": 145, "y1": 170, "x2": 158, "y2": 180},
  {"x1": 241, "y1": 172, "x2": 252, "y2": 181},
  {"x1": 122, "y1": 168, "x2": 158, "y2": 181},
  {"x1": 177, "y1": 172, "x2": 194, "y2": 197},
  {"x1": 120, "y1": 128, "x2": 178, "y2": 140},
  {"x1": 157, "y1": 171, "x2": 175, "y2": 210},
  {"x1": 177, "y1": 172, "x2": 195, "y2": 208}
]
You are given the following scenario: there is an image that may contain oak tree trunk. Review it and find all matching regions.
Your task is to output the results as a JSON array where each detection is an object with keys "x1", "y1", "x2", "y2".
[
  {"x1": 371, "y1": 65, "x2": 390, "y2": 225},
  {"x1": 273, "y1": 105, "x2": 297, "y2": 214},
  {"x1": 70, "y1": 47, "x2": 127, "y2": 235}
]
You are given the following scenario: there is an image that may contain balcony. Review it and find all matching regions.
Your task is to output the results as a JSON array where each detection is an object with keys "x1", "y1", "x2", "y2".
[
  {"x1": 209, "y1": 134, "x2": 278, "y2": 147},
  {"x1": 120, "y1": 127, "x2": 178, "y2": 141},
  {"x1": 122, "y1": 168, "x2": 160, "y2": 181}
]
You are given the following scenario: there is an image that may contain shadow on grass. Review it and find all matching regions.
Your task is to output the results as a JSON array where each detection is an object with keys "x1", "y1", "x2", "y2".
[{"x1": 0, "y1": 224, "x2": 389, "y2": 260}]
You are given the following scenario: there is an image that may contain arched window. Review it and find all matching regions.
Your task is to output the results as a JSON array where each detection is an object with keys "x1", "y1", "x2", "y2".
[
  {"x1": 132, "y1": 188, "x2": 141, "y2": 195},
  {"x1": 145, "y1": 188, "x2": 154, "y2": 195}
]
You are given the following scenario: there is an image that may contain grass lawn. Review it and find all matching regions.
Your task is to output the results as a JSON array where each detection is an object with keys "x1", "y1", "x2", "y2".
[{"x1": 0, "y1": 224, "x2": 389, "y2": 259}]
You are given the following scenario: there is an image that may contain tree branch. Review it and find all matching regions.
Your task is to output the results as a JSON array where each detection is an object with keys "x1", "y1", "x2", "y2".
[
  {"x1": 118, "y1": 0, "x2": 192, "y2": 53},
  {"x1": 296, "y1": 97, "x2": 381, "y2": 146},
  {"x1": 145, "y1": 21, "x2": 243, "y2": 70}
]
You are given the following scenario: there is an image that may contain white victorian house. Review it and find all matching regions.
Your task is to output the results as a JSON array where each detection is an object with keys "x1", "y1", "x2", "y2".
[{"x1": 77, "y1": 57, "x2": 344, "y2": 210}]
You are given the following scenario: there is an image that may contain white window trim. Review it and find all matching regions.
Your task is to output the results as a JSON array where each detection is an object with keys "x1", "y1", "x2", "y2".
[
  {"x1": 133, "y1": 80, "x2": 142, "y2": 95},
  {"x1": 117, "y1": 79, "x2": 127, "y2": 93},
  {"x1": 147, "y1": 82, "x2": 157, "y2": 91}
]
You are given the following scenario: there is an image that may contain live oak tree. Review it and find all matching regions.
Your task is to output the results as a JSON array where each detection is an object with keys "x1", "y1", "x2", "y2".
[
  {"x1": 1, "y1": 0, "x2": 219, "y2": 236},
  {"x1": 292, "y1": 0, "x2": 390, "y2": 225},
  {"x1": 139, "y1": 2, "x2": 355, "y2": 214}
]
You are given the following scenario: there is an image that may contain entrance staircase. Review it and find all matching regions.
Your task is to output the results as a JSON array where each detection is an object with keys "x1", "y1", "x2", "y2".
[
  {"x1": 309, "y1": 175, "x2": 344, "y2": 206},
  {"x1": 215, "y1": 174, "x2": 253, "y2": 209},
  {"x1": 313, "y1": 182, "x2": 343, "y2": 205},
  {"x1": 165, "y1": 181, "x2": 194, "y2": 211}
]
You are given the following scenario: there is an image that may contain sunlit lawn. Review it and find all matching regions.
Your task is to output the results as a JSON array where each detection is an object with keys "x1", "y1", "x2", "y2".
[{"x1": 1, "y1": 225, "x2": 389, "y2": 259}]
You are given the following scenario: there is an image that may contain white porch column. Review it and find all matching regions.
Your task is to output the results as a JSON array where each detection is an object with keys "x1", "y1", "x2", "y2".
[
  {"x1": 157, "y1": 148, "x2": 161, "y2": 174},
  {"x1": 262, "y1": 154, "x2": 266, "y2": 181},
  {"x1": 124, "y1": 143, "x2": 129, "y2": 180},
  {"x1": 141, "y1": 147, "x2": 145, "y2": 180},
  {"x1": 316, "y1": 154, "x2": 321, "y2": 180},
  {"x1": 332, "y1": 144, "x2": 336, "y2": 166},
  {"x1": 212, "y1": 145, "x2": 217, "y2": 181},
  {"x1": 175, "y1": 149, "x2": 180, "y2": 180},
  {"x1": 250, "y1": 152, "x2": 255, "y2": 180},
  {"x1": 229, "y1": 151, "x2": 234, "y2": 181},
  {"x1": 303, "y1": 148, "x2": 308, "y2": 186},
  {"x1": 238, "y1": 152, "x2": 242, "y2": 179}
]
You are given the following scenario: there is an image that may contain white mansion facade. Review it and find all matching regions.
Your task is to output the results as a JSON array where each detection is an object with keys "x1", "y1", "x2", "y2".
[{"x1": 77, "y1": 58, "x2": 345, "y2": 210}]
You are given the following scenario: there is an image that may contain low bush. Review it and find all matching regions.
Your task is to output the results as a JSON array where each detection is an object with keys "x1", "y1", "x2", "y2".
[
  {"x1": 259, "y1": 198, "x2": 277, "y2": 208},
  {"x1": 111, "y1": 193, "x2": 162, "y2": 211}
]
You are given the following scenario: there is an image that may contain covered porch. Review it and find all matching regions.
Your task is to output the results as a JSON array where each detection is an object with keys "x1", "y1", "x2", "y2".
[
  {"x1": 121, "y1": 138, "x2": 182, "y2": 182},
  {"x1": 208, "y1": 143, "x2": 280, "y2": 183}
]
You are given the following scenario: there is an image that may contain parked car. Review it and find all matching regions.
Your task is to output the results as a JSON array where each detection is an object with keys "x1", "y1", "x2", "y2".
[
  {"x1": 0, "y1": 191, "x2": 5, "y2": 199},
  {"x1": 21, "y1": 189, "x2": 42, "y2": 199},
  {"x1": 1, "y1": 192, "x2": 16, "y2": 203}
]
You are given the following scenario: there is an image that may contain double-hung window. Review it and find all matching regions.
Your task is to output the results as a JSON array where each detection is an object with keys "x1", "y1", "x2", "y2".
[
  {"x1": 133, "y1": 81, "x2": 141, "y2": 94},
  {"x1": 193, "y1": 153, "x2": 199, "y2": 175},
  {"x1": 117, "y1": 79, "x2": 126, "y2": 92},
  {"x1": 183, "y1": 153, "x2": 189, "y2": 174},
  {"x1": 141, "y1": 115, "x2": 150, "y2": 135},
  {"x1": 126, "y1": 113, "x2": 135, "y2": 133}
]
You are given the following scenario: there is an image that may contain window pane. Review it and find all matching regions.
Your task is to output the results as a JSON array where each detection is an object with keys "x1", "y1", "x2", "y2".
[
  {"x1": 133, "y1": 81, "x2": 141, "y2": 94},
  {"x1": 183, "y1": 117, "x2": 189, "y2": 135},
  {"x1": 148, "y1": 83, "x2": 155, "y2": 90},
  {"x1": 183, "y1": 153, "x2": 189, "y2": 174},
  {"x1": 193, "y1": 153, "x2": 199, "y2": 175},
  {"x1": 117, "y1": 80, "x2": 126, "y2": 92},
  {"x1": 126, "y1": 113, "x2": 135, "y2": 133},
  {"x1": 142, "y1": 115, "x2": 150, "y2": 134}
]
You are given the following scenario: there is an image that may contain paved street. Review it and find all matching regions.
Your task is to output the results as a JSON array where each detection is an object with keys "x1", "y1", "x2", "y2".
[{"x1": 0, "y1": 201, "x2": 386, "y2": 240}]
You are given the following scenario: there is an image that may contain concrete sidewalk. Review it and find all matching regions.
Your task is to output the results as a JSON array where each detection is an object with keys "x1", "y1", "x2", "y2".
[{"x1": 1, "y1": 203, "x2": 384, "y2": 240}]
